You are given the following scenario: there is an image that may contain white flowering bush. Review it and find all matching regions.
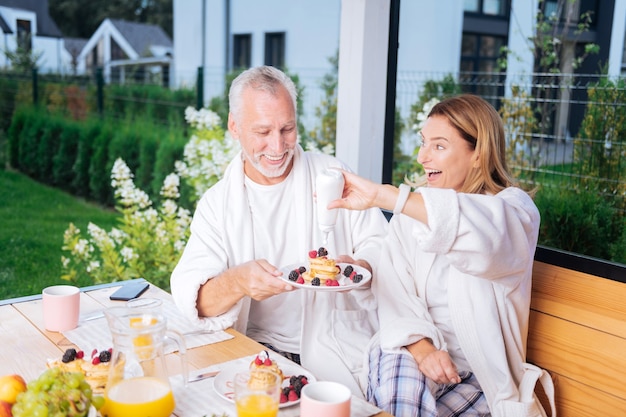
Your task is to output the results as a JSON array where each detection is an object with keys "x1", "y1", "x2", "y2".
[
  {"x1": 175, "y1": 106, "x2": 240, "y2": 202},
  {"x1": 411, "y1": 97, "x2": 439, "y2": 134},
  {"x1": 61, "y1": 107, "x2": 237, "y2": 289},
  {"x1": 61, "y1": 158, "x2": 192, "y2": 290}
]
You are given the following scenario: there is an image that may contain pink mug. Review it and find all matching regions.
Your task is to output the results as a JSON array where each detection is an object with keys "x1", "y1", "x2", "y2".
[
  {"x1": 42, "y1": 285, "x2": 80, "y2": 332},
  {"x1": 300, "y1": 381, "x2": 351, "y2": 417}
]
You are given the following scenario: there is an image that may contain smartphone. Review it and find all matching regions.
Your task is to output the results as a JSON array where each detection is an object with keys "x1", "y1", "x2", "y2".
[{"x1": 109, "y1": 281, "x2": 150, "y2": 301}]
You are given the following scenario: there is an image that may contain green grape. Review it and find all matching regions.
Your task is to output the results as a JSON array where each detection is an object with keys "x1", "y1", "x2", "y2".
[{"x1": 12, "y1": 367, "x2": 95, "y2": 417}]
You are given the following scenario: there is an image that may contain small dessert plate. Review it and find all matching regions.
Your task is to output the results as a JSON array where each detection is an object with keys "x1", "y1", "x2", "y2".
[
  {"x1": 213, "y1": 362, "x2": 316, "y2": 408},
  {"x1": 278, "y1": 262, "x2": 371, "y2": 291}
]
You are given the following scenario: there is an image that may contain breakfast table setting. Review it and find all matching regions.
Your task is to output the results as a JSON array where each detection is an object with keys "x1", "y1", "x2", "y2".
[{"x1": 0, "y1": 279, "x2": 390, "y2": 417}]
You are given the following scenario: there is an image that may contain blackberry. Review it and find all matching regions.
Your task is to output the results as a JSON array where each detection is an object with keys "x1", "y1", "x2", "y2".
[
  {"x1": 353, "y1": 274, "x2": 363, "y2": 284},
  {"x1": 282, "y1": 387, "x2": 291, "y2": 397},
  {"x1": 288, "y1": 270, "x2": 299, "y2": 281},
  {"x1": 298, "y1": 266, "x2": 306, "y2": 274},
  {"x1": 98, "y1": 350, "x2": 112, "y2": 363},
  {"x1": 311, "y1": 277, "x2": 321, "y2": 286},
  {"x1": 343, "y1": 265, "x2": 354, "y2": 277},
  {"x1": 62, "y1": 348, "x2": 77, "y2": 363},
  {"x1": 317, "y1": 247, "x2": 328, "y2": 257}
]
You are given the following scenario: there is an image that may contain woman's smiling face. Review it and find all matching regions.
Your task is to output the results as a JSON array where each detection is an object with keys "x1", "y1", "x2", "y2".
[{"x1": 417, "y1": 115, "x2": 477, "y2": 191}]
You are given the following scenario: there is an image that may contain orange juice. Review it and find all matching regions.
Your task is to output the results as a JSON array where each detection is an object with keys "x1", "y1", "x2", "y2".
[
  {"x1": 101, "y1": 377, "x2": 174, "y2": 417},
  {"x1": 235, "y1": 393, "x2": 279, "y2": 417}
]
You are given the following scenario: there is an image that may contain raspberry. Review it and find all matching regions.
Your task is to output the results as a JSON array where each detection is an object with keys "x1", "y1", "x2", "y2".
[
  {"x1": 317, "y1": 247, "x2": 328, "y2": 257},
  {"x1": 311, "y1": 277, "x2": 321, "y2": 286},
  {"x1": 263, "y1": 358, "x2": 272, "y2": 366},
  {"x1": 91, "y1": 349, "x2": 98, "y2": 358},
  {"x1": 326, "y1": 279, "x2": 340, "y2": 286},
  {"x1": 288, "y1": 389, "x2": 299, "y2": 401},
  {"x1": 288, "y1": 270, "x2": 299, "y2": 281},
  {"x1": 254, "y1": 356, "x2": 263, "y2": 366},
  {"x1": 296, "y1": 276, "x2": 305, "y2": 284},
  {"x1": 343, "y1": 265, "x2": 354, "y2": 277},
  {"x1": 76, "y1": 350, "x2": 85, "y2": 359},
  {"x1": 298, "y1": 266, "x2": 306, "y2": 274},
  {"x1": 353, "y1": 274, "x2": 363, "y2": 284},
  {"x1": 350, "y1": 270, "x2": 357, "y2": 279},
  {"x1": 92, "y1": 356, "x2": 101, "y2": 365},
  {"x1": 280, "y1": 392, "x2": 288, "y2": 403},
  {"x1": 308, "y1": 250, "x2": 318, "y2": 258}
]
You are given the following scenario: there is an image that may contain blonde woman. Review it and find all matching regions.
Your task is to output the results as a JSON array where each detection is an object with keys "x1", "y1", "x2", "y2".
[{"x1": 330, "y1": 95, "x2": 554, "y2": 417}]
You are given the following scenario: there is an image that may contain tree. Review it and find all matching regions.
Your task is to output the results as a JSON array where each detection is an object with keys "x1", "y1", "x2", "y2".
[{"x1": 49, "y1": 0, "x2": 173, "y2": 39}]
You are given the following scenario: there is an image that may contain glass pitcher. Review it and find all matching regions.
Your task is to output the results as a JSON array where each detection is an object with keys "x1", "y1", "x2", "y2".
[{"x1": 101, "y1": 306, "x2": 188, "y2": 417}]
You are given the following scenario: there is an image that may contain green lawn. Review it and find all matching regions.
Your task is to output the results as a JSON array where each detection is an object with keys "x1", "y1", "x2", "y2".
[{"x1": 0, "y1": 170, "x2": 120, "y2": 299}]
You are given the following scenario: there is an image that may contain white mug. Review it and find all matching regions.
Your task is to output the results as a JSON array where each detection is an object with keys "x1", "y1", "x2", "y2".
[
  {"x1": 42, "y1": 285, "x2": 80, "y2": 332},
  {"x1": 300, "y1": 381, "x2": 351, "y2": 417}
]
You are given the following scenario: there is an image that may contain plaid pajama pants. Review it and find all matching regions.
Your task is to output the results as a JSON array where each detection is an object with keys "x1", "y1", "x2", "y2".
[{"x1": 367, "y1": 345, "x2": 491, "y2": 417}]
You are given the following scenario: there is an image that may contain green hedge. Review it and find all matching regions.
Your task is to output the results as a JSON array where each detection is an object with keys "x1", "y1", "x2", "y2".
[{"x1": 7, "y1": 106, "x2": 188, "y2": 209}]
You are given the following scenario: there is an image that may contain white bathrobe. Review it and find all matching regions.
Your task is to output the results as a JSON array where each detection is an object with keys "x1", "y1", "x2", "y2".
[
  {"x1": 170, "y1": 144, "x2": 388, "y2": 397},
  {"x1": 374, "y1": 186, "x2": 554, "y2": 417}
]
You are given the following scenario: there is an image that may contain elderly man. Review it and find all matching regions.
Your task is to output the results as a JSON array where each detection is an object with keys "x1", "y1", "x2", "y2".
[{"x1": 170, "y1": 65, "x2": 388, "y2": 397}]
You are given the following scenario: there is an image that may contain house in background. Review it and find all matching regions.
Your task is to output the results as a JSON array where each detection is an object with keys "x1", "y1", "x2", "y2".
[
  {"x1": 76, "y1": 18, "x2": 173, "y2": 86},
  {"x1": 0, "y1": 0, "x2": 67, "y2": 73},
  {"x1": 172, "y1": 0, "x2": 626, "y2": 138}
]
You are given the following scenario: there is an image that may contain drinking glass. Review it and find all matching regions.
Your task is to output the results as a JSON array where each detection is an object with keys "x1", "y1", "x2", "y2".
[{"x1": 234, "y1": 369, "x2": 281, "y2": 417}]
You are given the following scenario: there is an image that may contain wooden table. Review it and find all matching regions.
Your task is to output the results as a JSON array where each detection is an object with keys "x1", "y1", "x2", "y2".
[{"x1": 0, "y1": 280, "x2": 392, "y2": 417}]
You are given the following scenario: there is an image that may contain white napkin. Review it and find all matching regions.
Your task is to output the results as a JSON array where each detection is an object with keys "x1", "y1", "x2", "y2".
[
  {"x1": 170, "y1": 355, "x2": 383, "y2": 417},
  {"x1": 62, "y1": 299, "x2": 233, "y2": 354}
]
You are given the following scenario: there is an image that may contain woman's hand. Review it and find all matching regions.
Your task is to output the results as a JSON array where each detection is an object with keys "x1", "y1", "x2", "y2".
[
  {"x1": 327, "y1": 170, "x2": 380, "y2": 211},
  {"x1": 407, "y1": 338, "x2": 461, "y2": 385}
]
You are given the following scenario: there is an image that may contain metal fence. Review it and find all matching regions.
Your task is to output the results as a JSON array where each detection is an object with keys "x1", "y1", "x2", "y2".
[{"x1": 1, "y1": 68, "x2": 625, "y2": 210}]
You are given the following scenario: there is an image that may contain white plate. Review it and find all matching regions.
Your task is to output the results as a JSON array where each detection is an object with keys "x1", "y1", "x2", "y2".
[
  {"x1": 279, "y1": 262, "x2": 371, "y2": 291},
  {"x1": 213, "y1": 361, "x2": 316, "y2": 408}
]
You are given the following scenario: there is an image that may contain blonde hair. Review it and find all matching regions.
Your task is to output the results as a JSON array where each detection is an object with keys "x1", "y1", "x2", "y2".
[{"x1": 411, "y1": 94, "x2": 517, "y2": 195}]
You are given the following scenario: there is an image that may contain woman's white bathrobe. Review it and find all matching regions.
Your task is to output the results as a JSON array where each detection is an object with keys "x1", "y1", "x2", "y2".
[
  {"x1": 170, "y1": 145, "x2": 388, "y2": 398},
  {"x1": 373, "y1": 186, "x2": 555, "y2": 417}
]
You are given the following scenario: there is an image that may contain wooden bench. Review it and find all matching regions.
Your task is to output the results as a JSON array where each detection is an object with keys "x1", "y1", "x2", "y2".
[{"x1": 528, "y1": 247, "x2": 626, "y2": 417}]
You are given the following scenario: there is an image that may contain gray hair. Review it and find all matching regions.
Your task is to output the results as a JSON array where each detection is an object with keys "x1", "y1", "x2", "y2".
[{"x1": 228, "y1": 66, "x2": 298, "y2": 122}]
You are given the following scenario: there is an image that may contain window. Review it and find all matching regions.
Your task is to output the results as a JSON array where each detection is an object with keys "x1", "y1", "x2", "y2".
[
  {"x1": 16, "y1": 19, "x2": 32, "y2": 51},
  {"x1": 542, "y1": 0, "x2": 598, "y2": 28},
  {"x1": 110, "y1": 38, "x2": 128, "y2": 61},
  {"x1": 264, "y1": 32, "x2": 285, "y2": 69},
  {"x1": 464, "y1": 0, "x2": 507, "y2": 16},
  {"x1": 460, "y1": 33, "x2": 506, "y2": 101},
  {"x1": 233, "y1": 34, "x2": 252, "y2": 69}
]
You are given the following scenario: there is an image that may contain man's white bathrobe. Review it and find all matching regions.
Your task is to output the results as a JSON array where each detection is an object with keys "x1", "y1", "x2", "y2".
[
  {"x1": 170, "y1": 145, "x2": 388, "y2": 398},
  {"x1": 373, "y1": 186, "x2": 555, "y2": 417}
]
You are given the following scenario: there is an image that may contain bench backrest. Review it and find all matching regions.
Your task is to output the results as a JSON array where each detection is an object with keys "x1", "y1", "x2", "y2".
[{"x1": 528, "y1": 260, "x2": 626, "y2": 416}]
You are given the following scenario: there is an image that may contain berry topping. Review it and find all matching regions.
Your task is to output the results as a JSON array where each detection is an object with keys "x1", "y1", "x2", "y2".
[
  {"x1": 280, "y1": 391, "x2": 288, "y2": 403},
  {"x1": 343, "y1": 265, "x2": 354, "y2": 277},
  {"x1": 254, "y1": 357, "x2": 263, "y2": 366},
  {"x1": 325, "y1": 279, "x2": 340, "y2": 286},
  {"x1": 353, "y1": 274, "x2": 363, "y2": 284},
  {"x1": 349, "y1": 270, "x2": 357, "y2": 279},
  {"x1": 92, "y1": 357, "x2": 101, "y2": 365},
  {"x1": 296, "y1": 276, "x2": 305, "y2": 284},
  {"x1": 308, "y1": 250, "x2": 318, "y2": 258},
  {"x1": 288, "y1": 389, "x2": 299, "y2": 401},
  {"x1": 62, "y1": 348, "x2": 77, "y2": 363},
  {"x1": 99, "y1": 350, "x2": 112, "y2": 363},
  {"x1": 75, "y1": 350, "x2": 85, "y2": 359},
  {"x1": 298, "y1": 266, "x2": 306, "y2": 274},
  {"x1": 263, "y1": 357, "x2": 272, "y2": 366},
  {"x1": 288, "y1": 270, "x2": 299, "y2": 281},
  {"x1": 91, "y1": 349, "x2": 98, "y2": 358},
  {"x1": 311, "y1": 277, "x2": 321, "y2": 286},
  {"x1": 317, "y1": 247, "x2": 328, "y2": 257}
]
